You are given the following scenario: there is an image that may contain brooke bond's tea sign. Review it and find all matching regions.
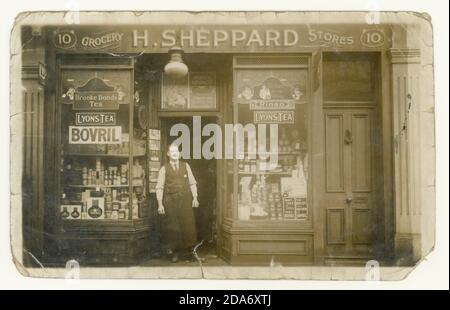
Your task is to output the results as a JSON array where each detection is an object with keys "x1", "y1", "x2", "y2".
[
  {"x1": 74, "y1": 91, "x2": 120, "y2": 110},
  {"x1": 72, "y1": 77, "x2": 121, "y2": 110}
]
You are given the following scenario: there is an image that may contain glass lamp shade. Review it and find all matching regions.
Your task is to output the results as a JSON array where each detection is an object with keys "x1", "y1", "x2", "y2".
[{"x1": 164, "y1": 47, "x2": 188, "y2": 79}]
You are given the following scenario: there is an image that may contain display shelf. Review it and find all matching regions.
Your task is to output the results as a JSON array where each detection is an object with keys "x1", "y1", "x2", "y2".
[
  {"x1": 68, "y1": 184, "x2": 130, "y2": 188},
  {"x1": 65, "y1": 153, "x2": 146, "y2": 158},
  {"x1": 67, "y1": 200, "x2": 133, "y2": 204},
  {"x1": 237, "y1": 151, "x2": 303, "y2": 156},
  {"x1": 236, "y1": 171, "x2": 292, "y2": 176}
]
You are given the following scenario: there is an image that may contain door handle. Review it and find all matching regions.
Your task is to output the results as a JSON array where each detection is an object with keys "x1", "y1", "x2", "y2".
[
  {"x1": 344, "y1": 129, "x2": 353, "y2": 145},
  {"x1": 345, "y1": 196, "x2": 353, "y2": 204}
]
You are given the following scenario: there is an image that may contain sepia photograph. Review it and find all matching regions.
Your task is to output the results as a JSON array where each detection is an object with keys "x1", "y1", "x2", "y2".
[{"x1": 7, "y1": 8, "x2": 444, "y2": 283}]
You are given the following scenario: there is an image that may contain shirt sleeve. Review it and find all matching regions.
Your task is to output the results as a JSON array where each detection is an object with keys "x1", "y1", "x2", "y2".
[
  {"x1": 185, "y1": 163, "x2": 197, "y2": 186},
  {"x1": 185, "y1": 163, "x2": 198, "y2": 198},
  {"x1": 155, "y1": 166, "x2": 166, "y2": 202}
]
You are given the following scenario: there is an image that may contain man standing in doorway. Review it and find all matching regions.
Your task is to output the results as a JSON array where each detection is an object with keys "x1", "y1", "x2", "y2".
[{"x1": 156, "y1": 143, "x2": 200, "y2": 263}]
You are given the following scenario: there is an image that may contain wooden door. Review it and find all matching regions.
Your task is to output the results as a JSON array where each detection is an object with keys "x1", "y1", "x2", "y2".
[{"x1": 323, "y1": 108, "x2": 377, "y2": 259}]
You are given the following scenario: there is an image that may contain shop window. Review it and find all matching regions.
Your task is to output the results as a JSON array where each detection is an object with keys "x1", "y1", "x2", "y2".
[
  {"x1": 58, "y1": 64, "x2": 148, "y2": 221},
  {"x1": 231, "y1": 56, "x2": 310, "y2": 222}
]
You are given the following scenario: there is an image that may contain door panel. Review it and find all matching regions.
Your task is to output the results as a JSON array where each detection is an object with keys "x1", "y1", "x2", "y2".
[
  {"x1": 351, "y1": 208, "x2": 372, "y2": 245},
  {"x1": 351, "y1": 112, "x2": 372, "y2": 192},
  {"x1": 325, "y1": 113, "x2": 345, "y2": 192},
  {"x1": 326, "y1": 209, "x2": 346, "y2": 245}
]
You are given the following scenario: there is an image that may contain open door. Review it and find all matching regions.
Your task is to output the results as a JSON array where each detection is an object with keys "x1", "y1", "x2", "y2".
[{"x1": 160, "y1": 117, "x2": 218, "y2": 256}]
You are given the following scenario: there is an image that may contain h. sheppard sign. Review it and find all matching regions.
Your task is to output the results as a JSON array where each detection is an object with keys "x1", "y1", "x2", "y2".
[{"x1": 51, "y1": 25, "x2": 390, "y2": 53}]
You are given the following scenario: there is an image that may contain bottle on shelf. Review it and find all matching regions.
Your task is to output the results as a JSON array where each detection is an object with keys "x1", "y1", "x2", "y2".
[
  {"x1": 111, "y1": 170, "x2": 116, "y2": 185},
  {"x1": 88, "y1": 199, "x2": 103, "y2": 219},
  {"x1": 60, "y1": 206, "x2": 70, "y2": 219},
  {"x1": 104, "y1": 170, "x2": 109, "y2": 185},
  {"x1": 81, "y1": 202, "x2": 88, "y2": 219},
  {"x1": 61, "y1": 193, "x2": 70, "y2": 205},
  {"x1": 291, "y1": 129, "x2": 301, "y2": 152},
  {"x1": 71, "y1": 207, "x2": 80, "y2": 219},
  {"x1": 121, "y1": 171, "x2": 127, "y2": 185},
  {"x1": 116, "y1": 171, "x2": 121, "y2": 186},
  {"x1": 100, "y1": 169, "x2": 105, "y2": 185},
  {"x1": 60, "y1": 149, "x2": 64, "y2": 173}
]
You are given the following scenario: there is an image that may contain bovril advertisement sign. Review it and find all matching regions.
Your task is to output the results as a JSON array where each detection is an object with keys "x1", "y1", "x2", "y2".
[
  {"x1": 69, "y1": 126, "x2": 122, "y2": 144},
  {"x1": 52, "y1": 25, "x2": 389, "y2": 52}
]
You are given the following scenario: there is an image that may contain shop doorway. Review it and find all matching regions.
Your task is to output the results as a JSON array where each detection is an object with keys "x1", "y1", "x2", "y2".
[
  {"x1": 321, "y1": 52, "x2": 384, "y2": 263},
  {"x1": 160, "y1": 117, "x2": 219, "y2": 258}
]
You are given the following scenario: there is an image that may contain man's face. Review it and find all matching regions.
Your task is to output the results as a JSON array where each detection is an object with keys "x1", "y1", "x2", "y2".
[{"x1": 168, "y1": 145, "x2": 180, "y2": 161}]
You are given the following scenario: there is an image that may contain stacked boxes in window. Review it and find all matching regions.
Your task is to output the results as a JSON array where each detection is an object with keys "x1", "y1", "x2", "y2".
[
  {"x1": 295, "y1": 197, "x2": 308, "y2": 220},
  {"x1": 267, "y1": 183, "x2": 283, "y2": 220}
]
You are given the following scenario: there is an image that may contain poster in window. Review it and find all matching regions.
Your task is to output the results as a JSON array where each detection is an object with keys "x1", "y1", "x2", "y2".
[
  {"x1": 148, "y1": 129, "x2": 161, "y2": 140},
  {"x1": 161, "y1": 73, "x2": 189, "y2": 110},
  {"x1": 60, "y1": 70, "x2": 131, "y2": 107},
  {"x1": 149, "y1": 161, "x2": 160, "y2": 172},
  {"x1": 149, "y1": 139, "x2": 160, "y2": 151},
  {"x1": 295, "y1": 197, "x2": 308, "y2": 220},
  {"x1": 189, "y1": 72, "x2": 217, "y2": 109},
  {"x1": 235, "y1": 69, "x2": 307, "y2": 105}
]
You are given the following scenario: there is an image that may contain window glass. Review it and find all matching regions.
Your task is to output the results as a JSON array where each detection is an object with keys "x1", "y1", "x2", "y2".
[
  {"x1": 323, "y1": 53, "x2": 377, "y2": 102},
  {"x1": 233, "y1": 67, "x2": 309, "y2": 221}
]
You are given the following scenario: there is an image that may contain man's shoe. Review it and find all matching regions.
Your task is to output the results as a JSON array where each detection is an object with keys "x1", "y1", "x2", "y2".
[
  {"x1": 184, "y1": 253, "x2": 206, "y2": 263},
  {"x1": 184, "y1": 255, "x2": 196, "y2": 262},
  {"x1": 171, "y1": 253, "x2": 179, "y2": 263}
]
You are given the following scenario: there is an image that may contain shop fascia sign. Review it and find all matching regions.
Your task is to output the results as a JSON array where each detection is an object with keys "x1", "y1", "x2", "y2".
[
  {"x1": 131, "y1": 27, "x2": 387, "y2": 49},
  {"x1": 52, "y1": 25, "x2": 388, "y2": 52}
]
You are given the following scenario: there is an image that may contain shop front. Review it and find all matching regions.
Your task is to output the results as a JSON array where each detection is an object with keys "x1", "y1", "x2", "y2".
[{"x1": 19, "y1": 12, "x2": 433, "y2": 267}]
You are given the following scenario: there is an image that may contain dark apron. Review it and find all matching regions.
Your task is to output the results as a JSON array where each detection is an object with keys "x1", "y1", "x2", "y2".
[{"x1": 163, "y1": 190, "x2": 197, "y2": 251}]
